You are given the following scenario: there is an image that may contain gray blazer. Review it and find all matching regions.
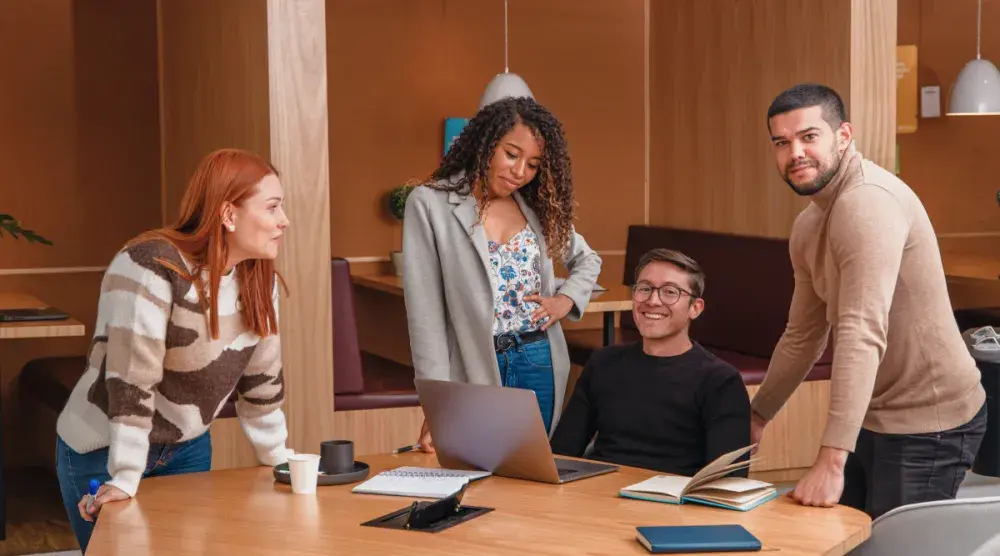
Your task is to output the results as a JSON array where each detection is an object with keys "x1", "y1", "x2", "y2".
[{"x1": 402, "y1": 179, "x2": 603, "y2": 433}]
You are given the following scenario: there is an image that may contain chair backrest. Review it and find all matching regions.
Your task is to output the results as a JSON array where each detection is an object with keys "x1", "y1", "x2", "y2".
[
  {"x1": 971, "y1": 532, "x2": 1000, "y2": 556},
  {"x1": 331, "y1": 258, "x2": 365, "y2": 395},
  {"x1": 849, "y1": 496, "x2": 1000, "y2": 556}
]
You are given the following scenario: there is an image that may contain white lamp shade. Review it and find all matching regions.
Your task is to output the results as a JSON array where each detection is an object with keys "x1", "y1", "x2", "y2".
[
  {"x1": 947, "y1": 58, "x2": 1000, "y2": 115},
  {"x1": 478, "y1": 72, "x2": 534, "y2": 110}
]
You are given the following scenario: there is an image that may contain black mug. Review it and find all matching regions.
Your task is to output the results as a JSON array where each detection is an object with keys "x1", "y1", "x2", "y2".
[{"x1": 320, "y1": 440, "x2": 354, "y2": 474}]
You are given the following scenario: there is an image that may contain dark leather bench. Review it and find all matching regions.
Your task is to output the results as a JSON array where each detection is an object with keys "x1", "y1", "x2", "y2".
[
  {"x1": 331, "y1": 258, "x2": 419, "y2": 410},
  {"x1": 565, "y1": 225, "x2": 833, "y2": 385}
]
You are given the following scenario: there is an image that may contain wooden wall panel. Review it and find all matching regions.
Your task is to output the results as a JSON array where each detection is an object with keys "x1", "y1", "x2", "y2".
[
  {"x1": 897, "y1": 0, "x2": 1000, "y2": 239},
  {"x1": 73, "y1": 0, "x2": 163, "y2": 256},
  {"x1": 157, "y1": 0, "x2": 271, "y2": 223},
  {"x1": 649, "y1": 0, "x2": 851, "y2": 238},
  {"x1": 326, "y1": 0, "x2": 645, "y2": 260},
  {"x1": 0, "y1": 0, "x2": 160, "y2": 269},
  {"x1": 850, "y1": 0, "x2": 897, "y2": 172},
  {"x1": 0, "y1": 0, "x2": 76, "y2": 267},
  {"x1": 267, "y1": 0, "x2": 337, "y2": 457},
  {"x1": 0, "y1": 0, "x2": 160, "y2": 467}
]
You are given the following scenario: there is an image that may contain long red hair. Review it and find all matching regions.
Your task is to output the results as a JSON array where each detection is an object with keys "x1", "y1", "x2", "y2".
[{"x1": 129, "y1": 148, "x2": 287, "y2": 339}]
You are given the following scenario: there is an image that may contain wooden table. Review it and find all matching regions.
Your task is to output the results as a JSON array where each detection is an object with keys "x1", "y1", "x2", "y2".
[
  {"x1": 87, "y1": 452, "x2": 870, "y2": 555},
  {"x1": 352, "y1": 274, "x2": 634, "y2": 347},
  {"x1": 0, "y1": 293, "x2": 84, "y2": 541},
  {"x1": 0, "y1": 292, "x2": 85, "y2": 340},
  {"x1": 942, "y1": 252, "x2": 1000, "y2": 311}
]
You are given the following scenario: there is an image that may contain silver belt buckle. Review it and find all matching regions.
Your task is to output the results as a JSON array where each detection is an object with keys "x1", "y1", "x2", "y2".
[{"x1": 496, "y1": 333, "x2": 516, "y2": 352}]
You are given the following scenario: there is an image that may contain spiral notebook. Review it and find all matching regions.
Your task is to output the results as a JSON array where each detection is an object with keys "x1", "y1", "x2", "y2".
[{"x1": 351, "y1": 467, "x2": 492, "y2": 499}]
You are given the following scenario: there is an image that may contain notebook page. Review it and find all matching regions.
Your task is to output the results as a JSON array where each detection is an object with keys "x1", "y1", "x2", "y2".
[
  {"x1": 351, "y1": 473, "x2": 469, "y2": 499},
  {"x1": 388, "y1": 466, "x2": 492, "y2": 481}
]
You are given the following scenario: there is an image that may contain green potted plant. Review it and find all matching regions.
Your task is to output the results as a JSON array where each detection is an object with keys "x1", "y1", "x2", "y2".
[
  {"x1": 0, "y1": 214, "x2": 52, "y2": 245},
  {"x1": 387, "y1": 184, "x2": 415, "y2": 276}
]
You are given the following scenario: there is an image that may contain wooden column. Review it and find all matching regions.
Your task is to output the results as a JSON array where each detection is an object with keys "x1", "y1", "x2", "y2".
[{"x1": 265, "y1": 0, "x2": 336, "y2": 455}]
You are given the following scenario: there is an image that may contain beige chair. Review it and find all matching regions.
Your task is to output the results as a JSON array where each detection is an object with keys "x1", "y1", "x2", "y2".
[
  {"x1": 849, "y1": 496, "x2": 1000, "y2": 556},
  {"x1": 972, "y1": 532, "x2": 1000, "y2": 556}
]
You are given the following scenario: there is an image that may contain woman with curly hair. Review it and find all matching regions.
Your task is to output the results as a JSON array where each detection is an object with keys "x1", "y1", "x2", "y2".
[{"x1": 403, "y1": 96, "x2": 602, "y2": 452}]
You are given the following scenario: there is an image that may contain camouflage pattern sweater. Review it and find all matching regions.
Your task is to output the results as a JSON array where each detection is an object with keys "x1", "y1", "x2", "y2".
[{"x1": 56, "y1": 239, "x2": 290, "y2": 496}]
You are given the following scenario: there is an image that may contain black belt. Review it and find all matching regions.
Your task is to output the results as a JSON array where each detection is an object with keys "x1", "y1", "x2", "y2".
[{"x1": 494, "y1": 329, "x2": 546, "y2": 352}]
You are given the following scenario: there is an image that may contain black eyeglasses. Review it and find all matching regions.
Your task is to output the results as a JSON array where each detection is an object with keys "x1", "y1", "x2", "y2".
[{"x1": 632, "y1": 282, "x2": 695, "y2": 305}]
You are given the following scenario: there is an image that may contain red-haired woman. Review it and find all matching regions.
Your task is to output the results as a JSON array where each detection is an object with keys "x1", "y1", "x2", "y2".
[{"x1": 54, "y1": 148, "x2": 292, "y2": 552}]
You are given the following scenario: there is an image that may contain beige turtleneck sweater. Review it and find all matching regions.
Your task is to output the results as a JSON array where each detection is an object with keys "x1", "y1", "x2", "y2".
[{"x1": 751, "y1": 143, "x2": 985, "y2": 453}]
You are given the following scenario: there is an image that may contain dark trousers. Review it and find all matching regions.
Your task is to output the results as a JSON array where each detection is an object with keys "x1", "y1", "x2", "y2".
[{"x1": 840, "y1": 403, "x2": 987, "y2": 519}]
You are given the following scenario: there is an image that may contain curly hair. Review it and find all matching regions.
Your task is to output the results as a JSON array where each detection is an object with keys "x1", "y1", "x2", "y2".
[{"x1": 426, "y1": 97, "x2": 576, "y2": 260}]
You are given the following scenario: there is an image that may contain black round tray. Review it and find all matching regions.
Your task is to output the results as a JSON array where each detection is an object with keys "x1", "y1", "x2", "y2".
[{"x1": 273, "y1": 460, "x2": 370, "y2": 486}]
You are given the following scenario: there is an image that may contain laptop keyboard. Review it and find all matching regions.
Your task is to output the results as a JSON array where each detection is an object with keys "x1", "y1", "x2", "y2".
[{"x1": 556, "y1": 467, "x2": 578, "y2": 477}]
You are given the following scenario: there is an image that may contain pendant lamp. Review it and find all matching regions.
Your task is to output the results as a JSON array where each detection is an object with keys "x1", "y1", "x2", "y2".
[
  {"x1": 947, "y1": 0, "x2": 1000, "y2": 115},
  {"x1": 478, "y1": 0, "x2": 533, "y2": 110}
]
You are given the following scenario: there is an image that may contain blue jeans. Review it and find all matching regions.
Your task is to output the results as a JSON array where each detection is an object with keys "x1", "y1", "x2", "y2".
[
  {"x1": 496, "y1": 336, "x2": 555, "y2": 433},
  {"x1": 56, "y1": 431, "x2": 212, "y2": 553}
]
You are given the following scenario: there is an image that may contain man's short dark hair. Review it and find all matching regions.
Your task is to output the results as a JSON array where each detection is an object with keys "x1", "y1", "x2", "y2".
[
  {"x1": 634, "y1": 248, "x2": 705, "y2": 299},
  {"x1": 767, "y1": 83, "x2": 848, "y2": 133}
]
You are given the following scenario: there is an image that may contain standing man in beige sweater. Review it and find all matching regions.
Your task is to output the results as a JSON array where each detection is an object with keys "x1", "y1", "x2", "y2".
[{"x1": 751, "y1": 83, "x2": 987, "y2": 519}]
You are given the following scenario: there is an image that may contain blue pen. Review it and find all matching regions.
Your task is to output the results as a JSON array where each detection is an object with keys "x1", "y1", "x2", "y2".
[{"x1": 86, "y1": 479, "x2": 100, "y2": 514}]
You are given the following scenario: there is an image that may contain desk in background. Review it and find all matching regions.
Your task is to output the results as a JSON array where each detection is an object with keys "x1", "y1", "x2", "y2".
[
  {"x1": 88, "y1": 452, "x2": 870, "y2": 555},
  {"x1": 942, "y1": 252, "x2": 1000, "y2": 311},
  {"x1": 352, "y1": 273, "x2": 632, "y2": 347},
  {"x1": 0, "y1": 292, "x2": 84, "y2": 541},
  {"x1": 0, "y1": 293, "x2": 85, "y2": 339}
]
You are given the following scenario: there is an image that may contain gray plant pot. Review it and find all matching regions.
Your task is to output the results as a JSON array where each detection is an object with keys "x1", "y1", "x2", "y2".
[{"x1": 390, "y1": 251, "x2": 404, "y2": 276}]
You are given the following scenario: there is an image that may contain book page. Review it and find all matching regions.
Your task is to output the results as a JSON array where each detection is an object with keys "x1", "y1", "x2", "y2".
[
  {"x1": 683, "y1": 446, "x2": 756, "y2": 496},
  {"x1": 620, "y1": 475, "x2": 690, "y2": 500},
  {"x1": 687, "y1": 488, "x2": 775, "y2": 509},
  {"x1": 689, "y1": 476, "x2": 773, "y2": 494},
  {"x1": 685, "y1": 459, "x2": 760, "y2": 492}
]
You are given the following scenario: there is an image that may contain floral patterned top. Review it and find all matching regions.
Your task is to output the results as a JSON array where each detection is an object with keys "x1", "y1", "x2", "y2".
[{"x1": 488, "y1": 225, "x2": 543, "y2": 335}]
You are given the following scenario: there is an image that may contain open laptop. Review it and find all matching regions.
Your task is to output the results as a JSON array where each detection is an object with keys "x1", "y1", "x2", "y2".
[{"x1": 414, "y1": 378, "x2": 619, "y2": 484}]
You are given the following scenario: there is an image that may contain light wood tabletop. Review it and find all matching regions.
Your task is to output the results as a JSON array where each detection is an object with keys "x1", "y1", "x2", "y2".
[
  {"x1": 0, "y1": 292, "x2": 85, "y2": 340},
  {"x1": 88, "y1": 452, "x2": 871, "y2": 556},
  {"x1": 942, "y1": 252, "x2": 1000, "y2": 311}
]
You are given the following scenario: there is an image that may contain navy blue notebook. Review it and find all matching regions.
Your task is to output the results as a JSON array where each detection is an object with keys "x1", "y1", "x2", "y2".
[{"x1": 635, "y1": 524, "x2": 761, "y2": 553}]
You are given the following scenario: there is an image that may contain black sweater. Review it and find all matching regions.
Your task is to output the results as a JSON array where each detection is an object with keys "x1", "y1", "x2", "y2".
[{"x1": 550, "y1": 342, "x2": 751, "y2": 477}]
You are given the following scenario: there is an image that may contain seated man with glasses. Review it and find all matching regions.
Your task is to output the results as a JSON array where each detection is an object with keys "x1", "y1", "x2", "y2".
[{"x1": 550, "y1": 248, "x2": 751, "y2": 476}]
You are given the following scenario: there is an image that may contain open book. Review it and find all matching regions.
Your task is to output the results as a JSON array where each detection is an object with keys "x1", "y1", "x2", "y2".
[
  {"x1": 351, "y1": 466, "x2": 492, "y2": 499},
  {"x1": 619, "y1": 446, "x2": 777, "y2": 511}
]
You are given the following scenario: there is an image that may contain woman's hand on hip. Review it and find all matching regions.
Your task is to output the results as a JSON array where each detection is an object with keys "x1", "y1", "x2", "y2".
[
  {"x1": 524, "y1": 294, "x2": 574, "y2": 331},
  {"x1": 78, "y1": 483, "x2": 130, "y2": 522}
]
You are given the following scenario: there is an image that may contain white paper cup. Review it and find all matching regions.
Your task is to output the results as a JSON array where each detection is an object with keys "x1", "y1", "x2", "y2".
[{"x1": 287, "y1": 453, "x2": 321, "y2": 494}]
